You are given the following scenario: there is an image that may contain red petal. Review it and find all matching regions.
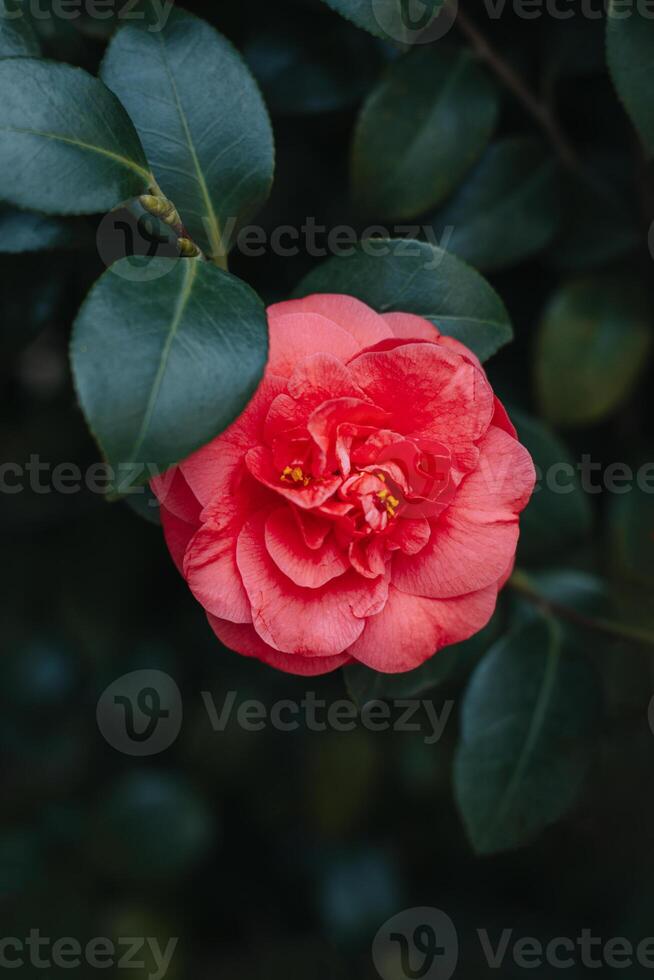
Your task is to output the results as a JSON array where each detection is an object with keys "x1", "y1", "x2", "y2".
[
  {"x1": 348, "y1": 341, "x2": 494, "y2": 452},
  {"x1": 246, "y1": 446, "x2": 341, "y2": 509},
  {"x1": 392, "y1": 426, "x2": 535, "y2": 599},
  {"x1": 236, "y1": 512, "x2": 389, "y2": 656},
  {"x1": 208, "y1": 617, "x2": 351, "y2": 675},
  {"x1": 267, "y1": 311, "x2": 359, "y2": 377},
  {"x1": 183, "y1": 521, "x2": 251, "y2": 623},
  {"x1": 347, "y1": 583, "x2": 497, "y2": 673},
  {"x1": 265, "y1": 506, "x2": 349, "y2": 588},
  {"x1": 273, "y1": 294, "x2": 392, "y2": 347}
]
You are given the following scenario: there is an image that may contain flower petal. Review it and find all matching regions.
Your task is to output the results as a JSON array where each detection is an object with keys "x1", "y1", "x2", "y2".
[
  {"x1": 274, "y1": 294, "x2": 393, "y2": 347},
  {"x1": 267, "y1": 311, "x2": 360, "y2": 377},
  {"x1": 236, "y1": 512, "x2": 389, "y2": 656},
  {"x1": 208, "y1": 616, "x2": 351, "y2": 675},
  {"x1": 245, "y1": 445, "x2": 342, "y2": 509},
  {"x1": 183, "y1": 520, "x2": 252, "y2": 623},
  {"x1": 382, "y1": 312, "x2": 440, "y2": 343},
  {"x1": 349, "y1": 341, "x2": 494, "y2": 451},
  {"x1": 265, "y1": 505, "x2": 349, "y2": 588},
  {"x1": 180, "y1": 374, "x2": 286, "y2": 507},
  {"x1": 392, "y1": 426, "x2": 535, "y2": 598},
  {"x1": 347, "y1": 583, "x2": 497, "y2": 672}
]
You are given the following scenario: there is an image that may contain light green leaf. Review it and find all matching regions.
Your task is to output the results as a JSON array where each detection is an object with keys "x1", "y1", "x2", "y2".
[
  {"x1": 511, "y1": 408, "x2": 592, "y2": 564},
  {"x1": 293, "y1": 240, "x2": 512, "y2": 362},
  {"x1": 536, "y1": 278, "x2": 652, "y2": 427},
  {"x1": 352, "y1": 44, "x2": 499, "y2": 219},
  {"x1": 0, "y1": 0, "x2": 41, "y2": 55},
  {"x1": 101, "y1": 5, "x2": 274, "y2": 259},
  {"x1": 454, "y1": 615, "x2": 601, "y2": 855},
  {"x1": 430, "y1": 138, "x2": 561, "y2": 271},
  {"x1": 607, "y1": 2, "x2": 654, "y2": 155},
  {"x1": 0, "y1": 58, "x2": 151, "y2": 215},
  {"x1": 70, "y1": 257, "x2": 268, "y2": 491}
]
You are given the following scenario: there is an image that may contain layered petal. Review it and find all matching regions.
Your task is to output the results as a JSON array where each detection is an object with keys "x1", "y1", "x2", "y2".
[
  {"x1": 265, "y1": 505, "x2": 349, "y2": 588},
  {"x1": 347, "y1": 583, "x2": 498, "y2": 672},
  {"x1": 236, "y1": 512, "x2": 389, "y2": 656},
  {"x1": 392, "y1": 426, "x2": 536, "y2": 598},
  {"x1": 267, "y1": 312, "x2": 360, "y2": 377},
  {"x1": 277, "y1": 294, "x2": 393, "y2": 347},
  {"x1": 208, "y1": 616, "x2": 351, "y2": 675}
]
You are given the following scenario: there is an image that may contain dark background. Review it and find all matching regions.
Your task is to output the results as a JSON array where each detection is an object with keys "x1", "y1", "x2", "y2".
[{"x1": 2, "y1": 0, "x2": 654, "y2": 976}]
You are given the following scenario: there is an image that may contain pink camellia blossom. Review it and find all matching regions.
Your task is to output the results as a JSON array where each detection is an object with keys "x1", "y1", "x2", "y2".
[{"x1": 152, "y1": 294, "x2": 535, "y2": 676}]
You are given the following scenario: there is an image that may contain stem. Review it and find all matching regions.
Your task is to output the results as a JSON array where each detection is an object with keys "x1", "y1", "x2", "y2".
[
  {"x1": 455, "y1": 8, "x2": 583, "y2": 177},
  {"x1": 509, "y1": 570, "x2": 654, "y2": 651}
]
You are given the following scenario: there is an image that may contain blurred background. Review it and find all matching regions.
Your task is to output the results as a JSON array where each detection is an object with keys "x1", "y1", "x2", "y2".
[{"x1": 3, "y1": 0, "x2": 654, "y2": 976}]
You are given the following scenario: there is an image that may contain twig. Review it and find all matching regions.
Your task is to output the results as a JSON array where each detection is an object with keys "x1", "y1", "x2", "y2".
[
  {"x1": 455, "y1": 8, "x2": 583, "y2": 177},
  {"x1": 509, "y1": 570, "x2": 654, "y2": 651}
]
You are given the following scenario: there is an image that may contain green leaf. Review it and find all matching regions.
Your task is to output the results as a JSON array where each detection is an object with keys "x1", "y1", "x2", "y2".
[
  {"x1": 536, "y1": 278, "x2": 652, "y2": 427},
  {"x1": 0, "y1": 0, "x2": 41, "y2": 56},
  {"x1": 607, "y1": 3, "x2": 654, "y2": 155},
  {"x1": 0, "y1": 207, "x2": 79, "y2": 252},
  {"x1": 352, "y1": 45, "x2": 499, "y2": 219},
  {"x1": 430, "y1": 138, "x2": 561, "y2": 272},
  {"x1": 344, "y1": 613, "x2": 501, "y2": 704},
  {"x1": 70, "y1": 257, "x2": 268, "y2": 491},
  {"x1": 101, "y1": 6, "x2": 274, "y2": 259},
  {"x1": 293, "y1": 240, "x2": 512, "y2": 362},
  {"x1": 321, "y1": 0, "x2": 448, "y2": 43},
  {"x1": 454, "y1": 615, "x2": 601, "y2": 855},
  {"x1": 511, "y1": 408, "x2": 592, "y2": 564},
  {"x1": 0, "y1": 58, "x2": 151, "y2": 215}
]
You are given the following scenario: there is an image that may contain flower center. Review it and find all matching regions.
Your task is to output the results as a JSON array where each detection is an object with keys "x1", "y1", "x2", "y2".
[{"x1": 280, "y1": 465, "x2": 311, "y2": 486}]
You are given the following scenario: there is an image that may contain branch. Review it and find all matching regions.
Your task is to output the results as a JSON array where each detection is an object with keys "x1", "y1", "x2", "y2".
[
  {"x1": 455, "y1": 8, "x2": 583, "y2": 176},
  {"x1": 509, "y1": 570, "x2": 654, "y2": 651}
]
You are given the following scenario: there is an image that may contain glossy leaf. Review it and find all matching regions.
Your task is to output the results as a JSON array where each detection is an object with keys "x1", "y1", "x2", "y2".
[
  {"x1": 607, "y1": 3, "x2": 654, "y2": 155},
  {"x1": 352, "y1": 45, "x2": 499, "y2": 219},
  {"x1": 454, "y1": 615, "x2": 601, "y2": 855},
  {"x1": 70, "y1": 257, "x2": 268, "y2": 491},
  {"x1": 293, "y1": 240, "x2": 512, "y2": 362},
  {"x1": 536, "y1": 278, "x2": 651, "y2": 427},
  {"x1": 0, "y1": 58, "x2": 151, "y2": 215},
  {"x1": 430, "y1": 138, "x2": 561, "y2": 272},
  {"x1": 511, "y1": 408, "x2": 592, "y2": 564},
  {"x1": 101, "y1": 6, "x2": 274, "y2": 259},
  {"x1": 0, "y1": 0, "x2": 40, "y2": 55}
]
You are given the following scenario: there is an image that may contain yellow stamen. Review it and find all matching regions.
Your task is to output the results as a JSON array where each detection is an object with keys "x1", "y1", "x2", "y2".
[
  {"x1": 377, "y1": 486, "x2": 399, "y2": 518},
  {"x1": 281, "y1": 465, "x2": 310, "y2": 487}
]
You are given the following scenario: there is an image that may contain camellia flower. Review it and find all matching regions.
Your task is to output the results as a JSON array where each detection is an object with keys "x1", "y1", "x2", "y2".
[{"x1": 152, "y1": 295, "x2": 535, "y2": 675}]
